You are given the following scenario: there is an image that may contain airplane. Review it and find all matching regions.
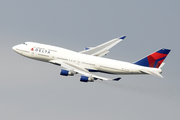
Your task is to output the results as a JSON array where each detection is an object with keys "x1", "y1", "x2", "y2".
[{"x1": 12, "y1": 36, "x2": 171, "y2": 82}]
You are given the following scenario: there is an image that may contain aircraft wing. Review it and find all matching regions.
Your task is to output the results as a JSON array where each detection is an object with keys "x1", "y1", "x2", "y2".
[
  {"x1": 49, "y1": 59, "x2": 120, "y2": 81},
  {"x1": 79, "y1": 36, "x2": 126, "y2": 57}
]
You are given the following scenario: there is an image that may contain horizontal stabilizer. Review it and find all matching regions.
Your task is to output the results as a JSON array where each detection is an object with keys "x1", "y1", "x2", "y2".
[{"x1": 140, "y1": 69, "x2": 163, "y2": 78}]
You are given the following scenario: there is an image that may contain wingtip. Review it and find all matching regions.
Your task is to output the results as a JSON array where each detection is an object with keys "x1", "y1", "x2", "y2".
[
  {"x1": 119, "y1": 36, "x2": 126, "y2": 39},
  {"x1": 113, "y1": 77, "x2": 121, "y2": 81}
]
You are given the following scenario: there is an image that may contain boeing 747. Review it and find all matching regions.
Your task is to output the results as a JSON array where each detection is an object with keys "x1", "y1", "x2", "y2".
[{"x1": 12, "y1": 36, "x2": 171, "y2": 82}]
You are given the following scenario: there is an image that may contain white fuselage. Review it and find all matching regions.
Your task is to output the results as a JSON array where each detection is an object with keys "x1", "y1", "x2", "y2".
[{"x1": 12, "y1": 42, "x2": 162, "y2": 76}]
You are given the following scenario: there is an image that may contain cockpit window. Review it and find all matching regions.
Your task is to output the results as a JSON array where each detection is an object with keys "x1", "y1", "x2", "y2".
[{"x1": 23, "y1": 42, "x2": 27, "y2": 45}]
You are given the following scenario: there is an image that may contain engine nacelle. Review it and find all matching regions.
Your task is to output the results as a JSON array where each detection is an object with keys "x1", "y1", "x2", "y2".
[
  {"x1": 60, "y1": 69, "x2": 74, "y2": 76},
  {"x1": 80, "y1": 76, "x2": 94, "y2": 82}
]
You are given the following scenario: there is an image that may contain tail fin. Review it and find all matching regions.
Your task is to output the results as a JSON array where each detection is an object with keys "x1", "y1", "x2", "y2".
[{"x1": 134, "y1": 48, "x2": 171, "y2": 68}]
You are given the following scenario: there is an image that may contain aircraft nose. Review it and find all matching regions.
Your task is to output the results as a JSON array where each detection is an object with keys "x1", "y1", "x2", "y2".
[{"x1": 12, "y1": 46, "x2": 16, "y2": 51}]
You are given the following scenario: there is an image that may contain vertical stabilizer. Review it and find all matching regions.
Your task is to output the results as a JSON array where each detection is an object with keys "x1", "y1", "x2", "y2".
[{"x1": 134, "y1": 48, "x2": 171, "y2": 68}]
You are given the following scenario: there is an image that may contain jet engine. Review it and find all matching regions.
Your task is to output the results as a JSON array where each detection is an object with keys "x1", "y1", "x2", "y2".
[
  {"x1": 80, "y1": 76, "x2": 94, "y2": 82},
  {"x1": 60, "y1": 69, "x2": 74, "y2": 76}
]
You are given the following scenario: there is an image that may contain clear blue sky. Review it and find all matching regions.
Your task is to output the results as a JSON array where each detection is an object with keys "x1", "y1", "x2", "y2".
[{"x1": 0, "y1": 0, "x2": 179, "y2": 120}]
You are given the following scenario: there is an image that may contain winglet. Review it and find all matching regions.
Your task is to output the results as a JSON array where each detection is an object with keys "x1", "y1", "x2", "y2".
[
  {"x1": 85, "y1": 47, "x2": 90, "y2": 50},
  {"x1": 113, "y1": 77, "x2": 121, "y2": 81},
  {"x1": 119, "y1": 36, "x2": 126, "y2": 39}
]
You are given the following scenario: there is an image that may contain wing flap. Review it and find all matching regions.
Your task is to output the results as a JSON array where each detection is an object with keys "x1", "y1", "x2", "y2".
[{"x1": 94, "y1": 50, "x2": 109, "y2": 57}]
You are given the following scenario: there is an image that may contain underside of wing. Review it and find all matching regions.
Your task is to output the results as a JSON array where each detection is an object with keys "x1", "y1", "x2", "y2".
[
  {"x1": 79, "y1": 36, "x2": 126, "y2": 57},
  {"x1": 49, "y1": 59, "x2": 120, "y2": 81}
]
